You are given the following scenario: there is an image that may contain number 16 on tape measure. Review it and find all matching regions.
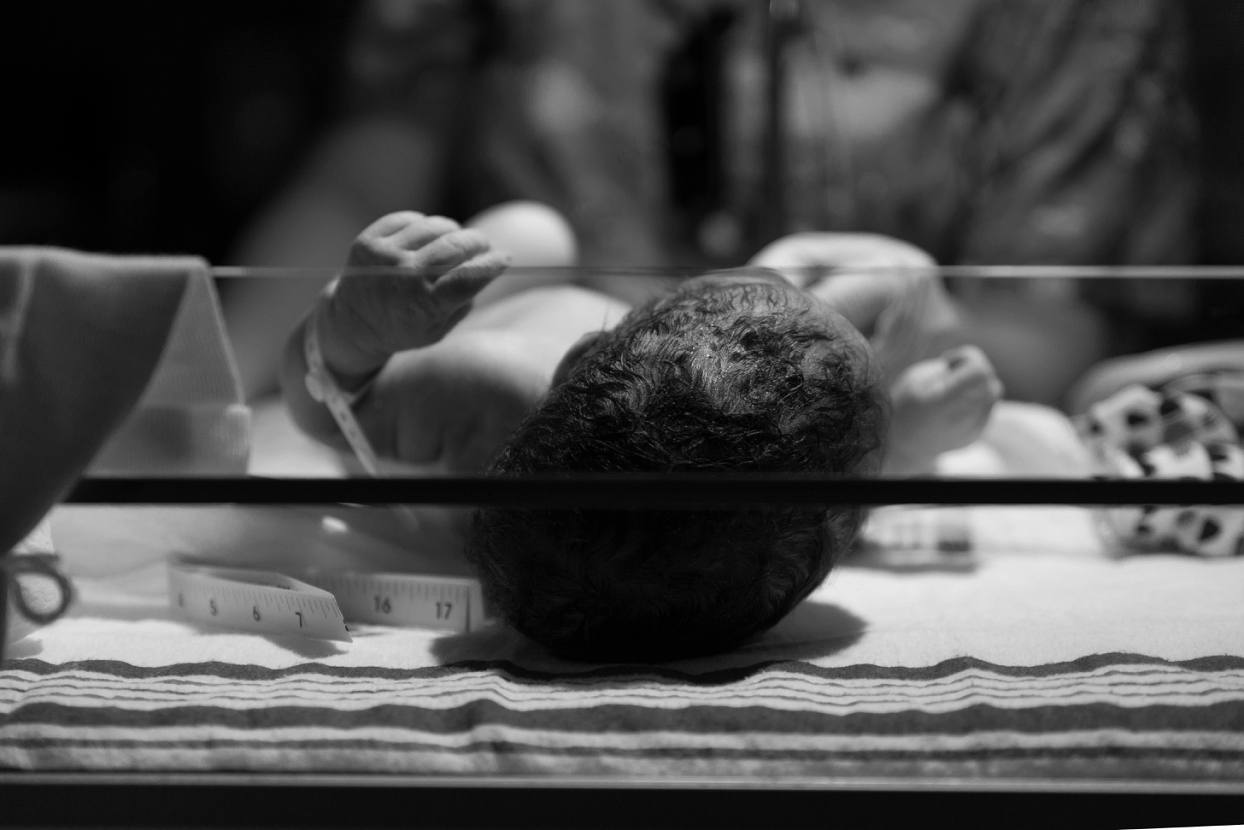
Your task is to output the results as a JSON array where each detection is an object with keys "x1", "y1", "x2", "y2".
[{"x1": 299, "y1": 571, "x2": 489, "y2": 634}]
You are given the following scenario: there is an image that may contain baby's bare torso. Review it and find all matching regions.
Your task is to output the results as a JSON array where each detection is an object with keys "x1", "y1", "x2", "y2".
[{"x1": 361, "y1": 284, "x2": 631, "y2": 475}]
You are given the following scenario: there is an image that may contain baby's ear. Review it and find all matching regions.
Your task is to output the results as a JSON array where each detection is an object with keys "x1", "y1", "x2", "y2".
[{"x1": 552, "y1": 331, "x2": 609, "y2": 385}]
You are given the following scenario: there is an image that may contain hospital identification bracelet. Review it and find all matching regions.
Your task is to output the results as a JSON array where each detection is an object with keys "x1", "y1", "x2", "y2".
[{"x1": 304, "y1": 306, "x2": 381, "y2": 476}]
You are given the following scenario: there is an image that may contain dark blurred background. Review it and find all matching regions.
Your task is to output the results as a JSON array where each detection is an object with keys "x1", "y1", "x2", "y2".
[
  {"x1": 1, "y1": 1, "x2": 1243, "y2": 265},
  {"x1": 1185, "y1": 1, "x2": 1244, "y2": 265},
  {"x1": 0, "y1": 2, "x2": 353, "y2": 261}
]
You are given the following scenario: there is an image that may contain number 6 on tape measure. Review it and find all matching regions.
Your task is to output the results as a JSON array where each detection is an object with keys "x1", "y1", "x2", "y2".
[{"x1": 168, "y1": 562, "x2": 352, "y2": 642}]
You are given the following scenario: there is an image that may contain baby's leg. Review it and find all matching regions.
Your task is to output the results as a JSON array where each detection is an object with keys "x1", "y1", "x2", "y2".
[
  {"x1": 465, "y1": 200, "x2": 686, "y2": 324},
  {"x1": 468, "y1": 201, "x2": 579, "y2": 307}
]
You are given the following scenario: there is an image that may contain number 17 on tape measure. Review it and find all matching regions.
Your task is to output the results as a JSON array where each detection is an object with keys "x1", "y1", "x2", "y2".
[{"x1": 299, "y1": 570, "x2": 488, "y2": 634}]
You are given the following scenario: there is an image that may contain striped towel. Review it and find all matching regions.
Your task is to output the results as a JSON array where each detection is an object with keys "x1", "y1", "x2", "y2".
[
  {"x1": 0, "y1": 652, "x2": 1238, "y2": 780},
  {"x1": 1, "y1": 505, "x2": 1240, "y2": 783}
]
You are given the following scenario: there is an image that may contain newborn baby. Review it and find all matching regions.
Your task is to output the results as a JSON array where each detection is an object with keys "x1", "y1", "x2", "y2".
[{"x1": 282, "y1": 210, "x2": 1000, "y2": 660}]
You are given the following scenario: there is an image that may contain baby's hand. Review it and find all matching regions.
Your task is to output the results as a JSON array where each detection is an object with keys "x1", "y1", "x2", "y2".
[
  {"x1": 318, "y1": 211, "x2": 510, "y2": 380},
  {"x1": 886, "y1": 345, "x2": 1004, "y2": 474}
]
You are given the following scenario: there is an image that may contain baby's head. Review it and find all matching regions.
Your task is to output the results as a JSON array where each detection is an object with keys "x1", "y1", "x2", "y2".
[{"x1": 467, "y1": 271, "x2": 886, "y2": 661}]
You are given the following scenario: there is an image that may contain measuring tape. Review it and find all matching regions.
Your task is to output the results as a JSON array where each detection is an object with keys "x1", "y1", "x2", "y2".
[
  {"x1": 299, "y1": 569, "x2": 488, "y2": 633},
  {"x1": 303, "y1": 301, "x2": 382, "y2": 475},
  {"x1": 168, "y1": 561, "x2": 351, "y2": 642},
  {"x1": 168, "y1": 558, "x2": 490, "y2": 641},
  {"x1": 303, "y1": 300, "x2": 429, "y2": 535},
  {"x1": 857, "y1": 506, "x2": 975, "y2": 570}
]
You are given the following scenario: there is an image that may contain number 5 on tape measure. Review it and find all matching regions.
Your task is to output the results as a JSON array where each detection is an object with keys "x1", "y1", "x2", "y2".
[{"x1": 168, "y1": 562, "x2": 352, "y2": 642}]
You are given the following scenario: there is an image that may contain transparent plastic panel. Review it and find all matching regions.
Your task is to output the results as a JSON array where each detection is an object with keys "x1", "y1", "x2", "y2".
[{"x1": 2, "y1": 260, "x2": 1242, "y2": 797}]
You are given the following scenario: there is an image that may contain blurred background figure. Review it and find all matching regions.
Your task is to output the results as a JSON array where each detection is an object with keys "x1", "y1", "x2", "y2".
[
  {"x1": 1, "y1": 1, "x2": 1241, "y2": 406},
  {"x1": 222, "y1": 0, "x2": 1212, "y2": 405}
]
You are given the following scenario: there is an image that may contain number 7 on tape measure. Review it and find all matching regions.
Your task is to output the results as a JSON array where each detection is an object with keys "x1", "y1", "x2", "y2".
[{"x1": 168, "y1": 562, "x2": 352, "y2": 642}]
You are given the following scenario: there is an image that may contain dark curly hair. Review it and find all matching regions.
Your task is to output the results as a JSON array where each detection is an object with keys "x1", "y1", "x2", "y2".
[{"x1": 467, "y1": 275, "x2": 887, "y2": 661}]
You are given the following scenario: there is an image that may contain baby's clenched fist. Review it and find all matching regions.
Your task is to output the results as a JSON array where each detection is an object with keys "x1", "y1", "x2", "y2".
[{"x1": 318, "y1": 211, "x2": 510, "y2": 380}]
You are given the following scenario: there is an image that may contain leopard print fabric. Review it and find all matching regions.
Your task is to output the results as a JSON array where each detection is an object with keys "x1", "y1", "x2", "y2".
[{"x1": 1073, "y1": 371, "x2": 1244, "y2": 557}]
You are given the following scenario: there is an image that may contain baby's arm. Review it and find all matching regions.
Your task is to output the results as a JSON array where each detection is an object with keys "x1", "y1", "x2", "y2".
[{"x1": 281, "y1": 211, "x2": 508, "y2": 455}]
